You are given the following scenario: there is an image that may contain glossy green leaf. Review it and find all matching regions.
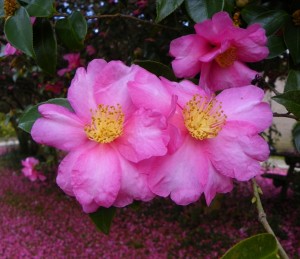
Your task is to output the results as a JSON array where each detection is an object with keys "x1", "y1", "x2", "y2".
[
  {"x1": 285, "y1": 70, "x2": 300, "y2": 92},
  {"x1": 267, "y1": 35, "x2": 286, "y2": 59},
  {"x1": 26, "y1": 0, "x2": 54, "y2": 17},
  {"x1": 55, "y1": 11, "x2": 87, "y2": 50},
  {"x1": 0, "y1": 0, "x2": 4, "y2": 18},
  {"x1": 241, "y1": 5, "x2": 269, "y2": 24},
  {"x1": 221, "y1": 233, "x2": 278, "y2": 259},
  {"x1": 185, "y1": 0, "x2": 225, "y2": 23},
  {"x1": 33, "y1": 18, "x2": 57, "y2": 74},
  {"x1": 18, "y1": 98, "x2": 72, "y2": 133},
  {"x1": 134, "y1": 60, "x2": 177, "y2": 81},
  {"x1": 89, "y1": 207, "x2": 116, "y2": 235},
  {"x1": 69, "y1": 11, "x2": 87, "y2": 42},
  {"x1": 155, "y1": 0, "x2": 184, "y2": 23},
  {"x1": 272, "y1": 90, "x2": 300, "y2": 118},
  {"x1": 292, "y1": 123, "x2": 300, "y2": 152},
  {"x1": 284, "y1": 18, "x2": 300, "y2": 65},
  {"x1": 4, "y1": 7, "x2": 35, "y2": 57},
  {"x1": 249, "y1": 10, "x2": 289, "y2": 36}
]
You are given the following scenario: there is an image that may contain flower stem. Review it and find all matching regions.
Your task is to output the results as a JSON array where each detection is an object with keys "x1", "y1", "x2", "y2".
[
  {"x1": 273, "y1": 112, "x2": 299, "y2": 121},
  {"x1": 251, "y1": 179, "x2": 289, "y2": 259}
]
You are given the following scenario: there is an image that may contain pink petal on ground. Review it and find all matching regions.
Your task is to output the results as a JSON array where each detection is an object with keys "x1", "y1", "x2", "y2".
[
  {"x1": 31, "y1": 104, "x2": 88, "y2": 151},
  {"x1": 204, "y1": 163, "x2": 233, "y2": 205},
  {"x1": 207, "y1": 121, "x2": 270, "y2": 181},
  {"x1": 116, "y1": 108, "x2": 169, "y2": 163},
  {"x1": 200, "y1": 61, "x2": 258, "y2": 91},
  {"x1": 170, "y1": 35, "x2": 209, "y2": 78},
  {"x1": 149, "y1": 135, "x2": 208, "y2": 205},
  {"x1": 113, "y1": 158, "x2": 155, "y2": 207},
  {"x1": 216, "y1": 85, "x2": 273, "y2": 132},
  {"x1": 71, "y1": 145, "x2": 121, "y2": 212}
]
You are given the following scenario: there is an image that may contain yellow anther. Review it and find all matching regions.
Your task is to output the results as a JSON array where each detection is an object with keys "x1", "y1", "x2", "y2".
[
  {"x1": 84, "y1": 104, "x2": 124, "y2": 143},
  {"x1": 215, "y1": 47, "x2": 237, "y2": 68},
  {"x1": 183, "y1": 95, "x2": 226, "y2": 140}
]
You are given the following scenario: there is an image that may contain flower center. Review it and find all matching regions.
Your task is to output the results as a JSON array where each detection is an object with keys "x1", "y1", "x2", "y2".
[
  {"x1": 4, "y1": 0, "x2": 19, "y2": 19},
  {"x1": 183, "y1": 95, "x2": 226, "y2": 140},
  {"x1": 215, "y1": 47, "x2": 237, "y2": 68},
  {"x1": 84, "y1": 104, "x2": 125, "y2": 143}
]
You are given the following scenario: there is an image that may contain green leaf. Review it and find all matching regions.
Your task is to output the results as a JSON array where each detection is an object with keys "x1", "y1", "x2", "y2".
[
  {"x1": 155, "y1": 0, "x2": 184, "y2": 23},
  {"x1": 248, "y1": 10, "x2": 289, "y2": 36},
  {"x1": 185, "y1": 0, "x2": 225, "y2": 23},
  {"x1": 292, "y1": 123, "x2": 300, "y2": 153},
  {"x1": 33, "y1": 18, "x2": 57, "y2": 74},
  {"x1": 272, "y1": 90, "x2": 300, "y2": 118},
  {"x1": 89, "y1": 207, "x2": 116, "y2": 235},
  {"x1": 26, "y1": 0, "x2": 54, "y2": 17},
  {"x1": 241, "y1": 5, "x2": 269, "y2": 24},
  {"x1": 221, "y1": 233, "x2": 278, "y2": 259},
  {"x1": 134, "y1": 60, "x2": 177, "y2": 81},
  {"x1": 285, "y1": 70, "x2": 300, "y2": 92},
  {"x1": 4, "y1": 7, "x2": 35, "y2": 57},
  {"x1": 55, "y1": 11, "x2": 87, "y2": 50},
  {"x1": 267, "y1": 35, "x2": 286, "y2": 59},
  {"x1": 18, "y1": 98, "x2": 72, "y2": 133},
  {"x1": 284, "y1": 18, "x2": 300, "y2": 65}
]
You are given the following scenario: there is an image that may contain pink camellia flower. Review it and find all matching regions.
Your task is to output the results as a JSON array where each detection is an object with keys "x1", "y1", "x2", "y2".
[
  {"x1": 31, "y1": 59, "x2": 170, "y2": 213},
  {"x1": 21, "y1": 157, "x2": 46, "y2": 182},
  {"x1": 170, "y1": 11, "x2": 269, "y2": 92},
  {"x1": 57, "y1": 53, "x2": 81, "y2": 76},
  {"x1": 128, "y1": 71, "x2": 272, "y2": 206}
]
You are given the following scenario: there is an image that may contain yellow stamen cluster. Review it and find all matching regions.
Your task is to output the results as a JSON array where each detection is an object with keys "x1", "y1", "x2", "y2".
[
  {"x1": 183, "y1": 95, "x2": 227, "y2": 140},
  {"x1": 4, "y1": 0, "x2": 19, "y2": 19},
  {"x1": 84, "y1": 104, "x2": 124, "y2": 144},
  {"x1": 215, "y1": 47, "x2": 237, "y2": 68}
]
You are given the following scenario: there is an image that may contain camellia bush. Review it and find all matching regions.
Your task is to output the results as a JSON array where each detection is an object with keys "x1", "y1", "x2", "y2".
[{"x1": 1, "y1": 0, "x2": 300, "y2": 258}]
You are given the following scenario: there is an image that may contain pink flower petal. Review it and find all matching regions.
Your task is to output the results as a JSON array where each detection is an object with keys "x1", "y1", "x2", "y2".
[
  {"x1": 67, "y1": 61, "x2": 106, "y2": 123},
  {"x1": 71, "y1": 145, "x2": 122, "y2": 212},
  {"x1": 207, "y1": 122, "x2": 270, "y2": 181},
  {"x1": 116, "y1": 108, "x2": 169, "y2": 163},
  {"x1": 170, "y1": 35, "x2": 208, "y2": 78},
  {"x1": 149, "y1": 135, "x2": 207, "y2": 205},
  {"x1": 200, "y1": 61, "x2": 258, "y2": 91},
  {"x1": 113, "y1": 159, "x2": 155, "y2": 207},
  {"x1": 216, "y1": 85, "x2": 273, "y2": 132},
  {"x1": 31, "y1": 104, "x2": 88, "y2": 151},
  {"x1": 204, "y1": 163, "x2": 233, "y2": 205}
]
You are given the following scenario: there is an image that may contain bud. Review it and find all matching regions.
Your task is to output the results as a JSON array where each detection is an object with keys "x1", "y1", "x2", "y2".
[
  {"x1": 292, "y1": 10, "x2": 300, "y2": 26},
  {"x1": 236, "y1": 0, "x2": 249, "y2": 8}
]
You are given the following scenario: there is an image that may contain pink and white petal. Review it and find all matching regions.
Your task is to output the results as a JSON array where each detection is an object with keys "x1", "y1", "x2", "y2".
[
  {"x1": 71, "y1": 145, "x2": 121, "y2": 211},
  {"x1": 31, "y1": 104, "x2": 88, "y2": 151},
  {"x1": 216, "y1": 85, "x2": 272, "y2": 132},
  {"x1": 207, "y1": 122, "x2": 270, "y2": 181},
  {"x1": 170, "y1": 35, "x2": 209, "y2": 78},
  {"x1": 67, "y1": 67, "x2": 98, "y2": 123},
  {"x1": 113, "y1": 158, "x2": 155, "y2": 207},
  {"x1": 200, "y1": 61, "x2": 257, "y2": 91},
  {"x1": 116, "y1": 108, "x2": 169, "y2": 163},
  {"x1": 128, "y1": 68, "x2": 171, "y2": 116},
  {"x1": 204, "y1": 163, "x2": 233, "y2": 205},
  {"x1": 93, "y1": 61, "x2": 139, "y2": 115},
  {"x1": 149, "y1": 135, "x2": 208, "y2": 205}
]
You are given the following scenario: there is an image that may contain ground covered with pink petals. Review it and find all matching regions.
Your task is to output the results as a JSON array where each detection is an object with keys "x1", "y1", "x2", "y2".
[{"x1": 0, "y1": 151, "x2": 300, "y2": 258}]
